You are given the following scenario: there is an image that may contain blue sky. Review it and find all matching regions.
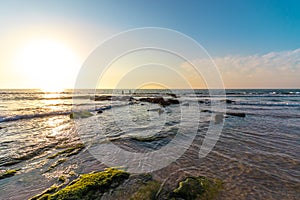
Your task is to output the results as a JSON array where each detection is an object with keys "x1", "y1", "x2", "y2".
[
  {"x1": 2, "y1": 0, "x2": 300, "y2": 56},
  {"x1": 0, "y1": 0, "x2": 300, "y2": 88}
]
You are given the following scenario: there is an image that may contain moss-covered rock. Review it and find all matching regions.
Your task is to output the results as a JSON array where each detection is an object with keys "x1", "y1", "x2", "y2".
[
  {"x1": 30, "y1": 167, "x2": 223, "y2": 200},
  {"x1": 58, "y1": 175, "x2": 67, "y2": 183},
  {"x1": 0, "y1": 169, "x2": 17, "y2": 180},
  {"x1": 30, "y1": 184, "x2": 60, "y2": 200},
  {"x1": 31, "y1": 168, "x2": 129, "y2": 200},
  {"x1": 171, "y1": 176, "x2": 223, "y2": 200}
]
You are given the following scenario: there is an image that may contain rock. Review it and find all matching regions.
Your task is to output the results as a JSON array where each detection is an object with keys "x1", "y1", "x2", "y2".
[
  {"x1": 221, "y1": 99, "x2": 236, "y2": 104},
  {"x1": 147, "y1": 108, "x2": 161, "y2": 112},
  {"x1": 30, "y1": 168, "x2": 130, "y2": 200},
  {"x1": 226, "y1": 112, "x2": 246, "y2": 117},
  {"x1": 93, "y1": 95, "x2": 135, "y2": 102},
  {"x1": 167, "y1": 93, "x2": 177, "y2": 98},
  {"x1": 198, "y1": 99, "x2": 211, "y2": 105},
  {"x1": 93, "y1": 95, "x2": 112, "y2": 101},
  {"x1": 29, "y1": 168, "x2": 223, "y2": 200},
  {"x1": 101, "y1": 173, "x2": 159, "y2": 200},
  {"x1": 0, "y1": 169, "x2": 17, "y2": 180},
  {"x1": 97, "y1": 110, "x2": 103, "y2": 114},
  {"x1": 201, "y1": 109, "x2": 213, "y2": 113},
  {"x1": 70, "y1": 111, "x2": 93, "y2": 119},
  {"x1": 171, "y1": 177, "x2": 204, "y2": 200},
  {"x1": 170, "y1": 176, "x2": 223, "y2": 200},
  {"x1": 112, "y1": 96, "x2": 134, "y2": 101},
  {"x1": 166, "y1": 99, "x2": 180, "y2": 104},
  {"x1": 139, "y1": 97, "x2": 179, "y2": 107},
  {"x1": 139, "y1": 97, "x2": 167, "y2": 106}
]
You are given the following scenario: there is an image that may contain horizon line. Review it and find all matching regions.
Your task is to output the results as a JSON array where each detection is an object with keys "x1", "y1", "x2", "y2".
[{"x1": 0, "y1": 88, "x2": 299, "y2": 90}]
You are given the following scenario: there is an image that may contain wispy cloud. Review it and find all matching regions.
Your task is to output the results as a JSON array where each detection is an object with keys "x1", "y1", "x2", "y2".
[{"x1": 182, "y1": 49, "x2": 300, "y2": 88}]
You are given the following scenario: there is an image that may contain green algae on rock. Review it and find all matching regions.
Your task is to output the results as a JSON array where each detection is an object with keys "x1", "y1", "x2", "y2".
[
  {"x1": 171, "y1": 176, "x2": 223, "y2": 200},
  {"x1": 31, "y1": 168, "x2": 129, "y2": 200},
  {"x1": 30, "y1": 167, "x2": 223, "y2": 200},
  {"x1": 58, "y1": 175, "x2": 67, "y2": 183},
  {"x1": 30, "y1": 184, "x2": 60, "y2": 200},
  {"x1": 0, "y1": 169, "x2": 17, "y2": 180}
]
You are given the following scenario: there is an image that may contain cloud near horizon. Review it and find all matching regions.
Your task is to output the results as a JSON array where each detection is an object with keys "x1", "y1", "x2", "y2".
[{"x1": 183, "y1": 49, "x2": 300, "y2": 88}]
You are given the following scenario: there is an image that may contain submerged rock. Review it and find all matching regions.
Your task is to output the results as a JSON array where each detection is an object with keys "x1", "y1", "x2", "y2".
[
  {"x1": 48, "y1": 143, "x2": 85, "y2": 159},
  {"x1": 102, "y1": 173, "x2": 160, "y2": 200},
  {"x1": 1, "y1": 143, "x2": 58, "y2": 167},
  {"x1": 170, "y1": 176, "x2": 223, "y2": 200},
  {"x1": 47, "y1": 158, "x2": 68, "y2": 172},
  {"x1": 130, "y1": 180, "x2": 161, "y2": 200}
]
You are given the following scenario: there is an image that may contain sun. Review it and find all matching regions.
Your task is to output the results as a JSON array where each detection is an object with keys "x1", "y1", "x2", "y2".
[{"x1": 15, "y1": 38, "x2": 80, "y2": 92}]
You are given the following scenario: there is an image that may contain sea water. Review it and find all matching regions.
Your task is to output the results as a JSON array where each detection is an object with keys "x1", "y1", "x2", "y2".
[{"x1": 0, "y1": 89, "x2": 299, "y2": 199}]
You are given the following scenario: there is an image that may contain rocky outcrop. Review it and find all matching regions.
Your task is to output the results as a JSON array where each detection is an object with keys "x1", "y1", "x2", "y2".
[
  {"x1": 93, "y1": 95, "x2": 135, "y2": 101},
  {"x1": 139, "y1": 97, "x2": 179, "y2": 107},
  {"x1": 30, "y1": 168, "x2": 223, "y2": 200}
]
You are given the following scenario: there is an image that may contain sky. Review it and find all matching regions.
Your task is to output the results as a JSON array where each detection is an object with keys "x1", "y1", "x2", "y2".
[{"x1": 0, "y1": 0, "x2": 299, "y2": 89}]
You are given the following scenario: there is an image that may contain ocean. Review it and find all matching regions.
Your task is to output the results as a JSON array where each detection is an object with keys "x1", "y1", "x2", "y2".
[{"x1": 0, "y1": 89, "x2": 299, "y2": 199}]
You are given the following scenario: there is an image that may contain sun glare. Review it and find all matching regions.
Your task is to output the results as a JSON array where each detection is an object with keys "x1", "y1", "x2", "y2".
[{"x1": 15, "y1": 38, "x2": 80, "y2": 92}]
